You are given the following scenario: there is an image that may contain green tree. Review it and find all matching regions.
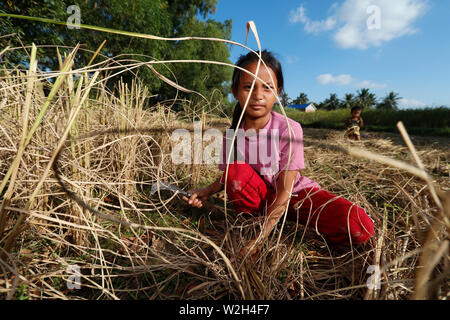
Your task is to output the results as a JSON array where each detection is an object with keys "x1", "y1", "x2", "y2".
[
  {"x1": 0, "y1": 0, "x2": 68, "y2": 68},
  {"x1": 315, "y1": 101, "x2": 326, "y2": 110},
  {"x1": 292, "y1": 92, "x2": 309, "y2": 105},
  {"x1": 1, "y1": 1, "x2": 172, "y2": 66},
  {"x1": 342, "y1": 93, "x2": 355, "y2": 109},
  {"x1": 356, "y1": 88, "x2": 377, "y2": 109},
  {"x1": 167, "y1": 0, "x2": 218, "y2": 33},
  {"x1": 323, "y1": 93, "x2": 340, "y2": 110},
  {"x1": 377, "y1": 91, "x2": 401, "y2": 110},
  {"x1": 0, "y1": 0, "x2": 231, "y2": 106},
  {"x1": 279, "y1": 92, "x2": 291, "y2": 107},
  {"x1": 166, "y1": 17, "x2": 232, "y2": 104}
]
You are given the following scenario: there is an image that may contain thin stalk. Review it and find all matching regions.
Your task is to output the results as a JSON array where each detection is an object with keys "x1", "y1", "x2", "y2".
[
  {"x1": 0, "y1": 45, "x2": 78, "y2": 197},
  {"x1": 0, "y1": 44, "x2": 37, "y2": 239},
  {"x1": 1, "y1": 71, "x2": 99, "y2": 254}
]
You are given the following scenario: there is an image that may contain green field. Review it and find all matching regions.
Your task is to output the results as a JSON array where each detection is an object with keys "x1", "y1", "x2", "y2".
[{"x1": 278, "y1": 107, "x2": 450, "y2": 136}]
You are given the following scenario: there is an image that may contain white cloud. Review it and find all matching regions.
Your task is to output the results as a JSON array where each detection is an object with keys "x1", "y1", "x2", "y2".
[
  {"x1": 398, "y1": 98, "x2": 427, "y2": 108},
  {"x1": 289, "y1": 5, "x2": 308, "y2": 24},
  {"x1": 316, "y1": 73, "x2": 386, "y2": 88},
  {"x1": 289, "y1": 0, "x2": 428, "y2": 49},
  {"x1": 354, "y1": 80, "x2": 387, "y2": 89},
  {"x1": 289, "y1": 5, "x2": 337, "y2": 34},
  {"x1": 317, "y1": 73, "x2": 354, "y2": 85}
]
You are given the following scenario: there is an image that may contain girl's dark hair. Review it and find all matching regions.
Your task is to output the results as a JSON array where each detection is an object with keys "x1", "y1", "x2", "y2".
[
  {"x1": 230, "y1": 50, "x2": 284, "y2": 130},
  {"x1": 351, "y1": 106, "x2": 362, "y2": 112}
]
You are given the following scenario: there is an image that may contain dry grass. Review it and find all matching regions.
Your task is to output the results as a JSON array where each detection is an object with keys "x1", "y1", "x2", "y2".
[{"x1": 0, "y1": 44, "x2": 448, "y2": 300}]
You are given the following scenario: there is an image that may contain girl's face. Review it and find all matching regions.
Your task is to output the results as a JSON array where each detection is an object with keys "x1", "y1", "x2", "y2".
[
  {"x1": 233, "y1": 62, "x2": 280, "y2": 122},
  {"x1": 351, "y1": 110, "x2": 361, "y2": 118}
]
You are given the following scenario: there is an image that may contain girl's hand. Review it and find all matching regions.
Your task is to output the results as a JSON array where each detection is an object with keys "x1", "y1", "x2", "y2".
[{"x1": 183, "y1": 188, "x2": 210, "y2": 208}]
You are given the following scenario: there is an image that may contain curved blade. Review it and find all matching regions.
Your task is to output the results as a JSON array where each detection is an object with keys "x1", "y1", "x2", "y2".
[{"x1": 151, "y1": 181, "x2": 191, "y2": 197}]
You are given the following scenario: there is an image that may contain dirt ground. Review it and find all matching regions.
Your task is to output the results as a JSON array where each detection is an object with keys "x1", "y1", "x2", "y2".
[{"x1": 304, "y1": 127, "x2": 449, "y2": 152}]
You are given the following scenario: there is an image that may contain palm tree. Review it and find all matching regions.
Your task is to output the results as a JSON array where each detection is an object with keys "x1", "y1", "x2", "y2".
[
  {"x1": 343, "y1": 93, "x2": 355, "y2": 109},
  {"x1": 377, "y1": 91, "x2": 401, "y2": 110},
  {"x1": 279, "y1": 92, "x2": 291, "y2": 107},
  {"x1": 292, "y1": 92, "x2": 309, "y2": 105},
  {"x1": 324, "y1": 93, "x2": 340, "y2": 110},
  {"x1": 357, "y1": 88, "x2": 377, "y2": 109},
  {"x1": 316, "y1": 101, "x2": 327, "y2": 110}
]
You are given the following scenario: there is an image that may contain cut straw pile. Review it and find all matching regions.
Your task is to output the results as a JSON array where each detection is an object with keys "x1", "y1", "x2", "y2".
[{"x1": 0, "y1": 43, "x2": 448, "y2": 300}]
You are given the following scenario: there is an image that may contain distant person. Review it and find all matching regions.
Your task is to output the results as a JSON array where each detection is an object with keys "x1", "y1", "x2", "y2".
[
  {"x1": 184, "y1": 50, "x2": 374, "y2": 262},
  {"x1": 345, "y1": 106, "x2": 364, "y2": 141}
]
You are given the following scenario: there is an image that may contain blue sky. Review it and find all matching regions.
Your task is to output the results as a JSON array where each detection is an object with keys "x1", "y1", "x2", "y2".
[{"x1": 206, "y1": 0, "x2": 450, "y2": 108}]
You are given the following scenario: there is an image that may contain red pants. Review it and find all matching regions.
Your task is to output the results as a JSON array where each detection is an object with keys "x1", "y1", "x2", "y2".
[{"x1": 222, "y1": 163, "x2": 374, "y2": 244}]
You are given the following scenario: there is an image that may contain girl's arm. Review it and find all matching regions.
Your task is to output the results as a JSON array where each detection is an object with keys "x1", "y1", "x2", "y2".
[
  {"x1": 184, "y1": 177, "x2": 223, "y2": 208},
  {"x1": 204, "y1": 177, "x2": 224, "y2": 195},
  {"x1": 262, "y1": 170, "x2": 298, "y2": 238},
  {"x1": 237, "y1": 170, "x2": 298, "y2": 260},
  {"x1": 359, "y1": 117, "x2": 364, "y2": 127}
]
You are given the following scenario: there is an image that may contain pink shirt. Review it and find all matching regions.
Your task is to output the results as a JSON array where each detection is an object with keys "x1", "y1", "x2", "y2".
[{"x1": 219, "y1": 111, "x2": 320, "y2": 194}]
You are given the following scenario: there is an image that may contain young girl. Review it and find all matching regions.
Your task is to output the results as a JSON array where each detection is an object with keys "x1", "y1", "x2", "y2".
[
  {"x1": 184, "y1": 50, "x2": 374, "y2": 260},
  {"x1": 345, "y1": 106, "x2": 364, "y2": 141}
]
